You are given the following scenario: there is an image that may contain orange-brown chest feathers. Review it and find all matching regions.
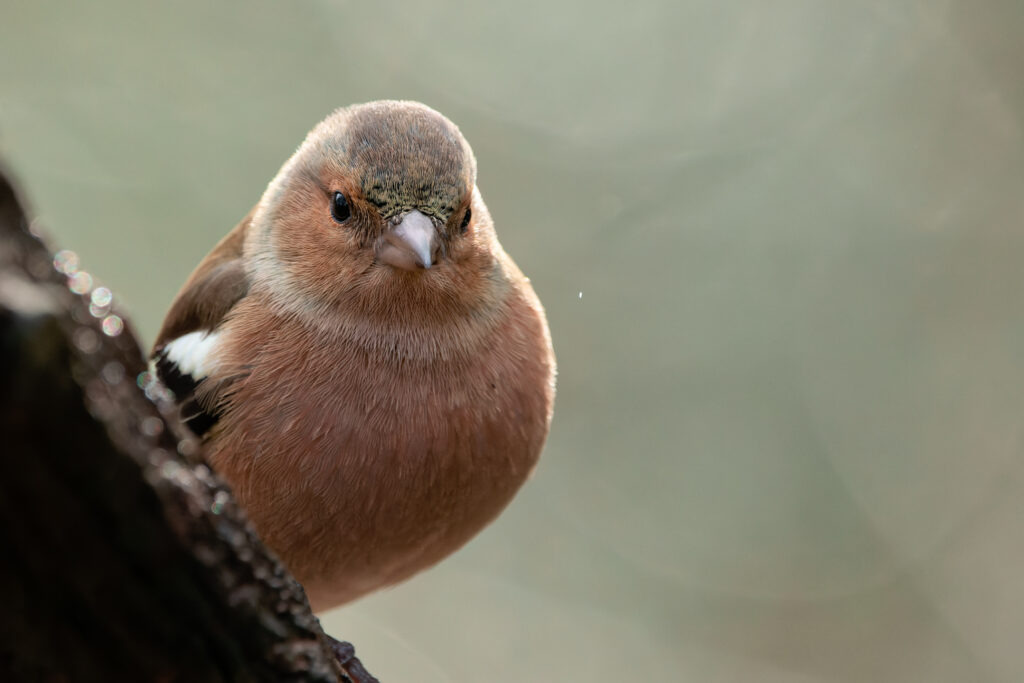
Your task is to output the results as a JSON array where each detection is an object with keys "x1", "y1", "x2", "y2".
[{"x1": 205, "y1": 264, "x2": 554, "y2": 608}]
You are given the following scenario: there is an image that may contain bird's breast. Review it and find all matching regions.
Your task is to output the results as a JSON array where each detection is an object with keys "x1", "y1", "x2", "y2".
[{"x1": 204, "y1": 292, "x2": 554, "y2": 607}]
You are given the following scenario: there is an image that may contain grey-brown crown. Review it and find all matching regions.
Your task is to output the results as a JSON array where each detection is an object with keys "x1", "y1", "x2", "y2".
[{"x1": 315, "y1": 101, "x2": 476, "y2": 222}]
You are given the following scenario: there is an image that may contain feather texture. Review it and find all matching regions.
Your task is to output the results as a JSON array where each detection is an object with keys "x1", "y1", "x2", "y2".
[{"x1": 152, "y1": 101, "x2": 555, "y2": 610}]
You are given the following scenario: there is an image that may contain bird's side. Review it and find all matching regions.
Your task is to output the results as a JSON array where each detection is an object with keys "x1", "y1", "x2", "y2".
[{"x1": 152, "y1": 101, "x2": 555, "y2": 610}]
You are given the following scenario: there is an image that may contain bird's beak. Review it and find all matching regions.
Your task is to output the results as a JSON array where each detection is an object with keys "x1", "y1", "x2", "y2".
[{"x1": 376, "y1": 210, "x2": 439, "y2": 271}]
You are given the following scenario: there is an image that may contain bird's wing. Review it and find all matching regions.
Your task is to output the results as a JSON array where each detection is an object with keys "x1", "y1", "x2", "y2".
[{"x1": 152, "y1": 210, "x2": 253, "y2": 436}]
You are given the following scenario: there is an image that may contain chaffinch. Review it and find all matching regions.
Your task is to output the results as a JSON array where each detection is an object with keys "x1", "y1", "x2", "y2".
[{"x1": 152, "y1": 101, "x2": 555, "y2": 610}]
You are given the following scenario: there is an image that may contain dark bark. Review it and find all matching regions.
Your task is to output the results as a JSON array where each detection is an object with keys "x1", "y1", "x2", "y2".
[{"x1": 0, "y1": 164, "x2": 378, "y2": 683}]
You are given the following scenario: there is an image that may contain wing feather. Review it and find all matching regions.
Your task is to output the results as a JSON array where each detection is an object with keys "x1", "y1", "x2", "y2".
[{"x1": 151, "y1": 210, "x2": 254, "y2": 435}]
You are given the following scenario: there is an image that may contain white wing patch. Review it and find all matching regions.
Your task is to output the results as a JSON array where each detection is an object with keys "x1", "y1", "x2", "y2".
[{"x1": 161, "y1": 330, "x2": 223, "y2": 380}]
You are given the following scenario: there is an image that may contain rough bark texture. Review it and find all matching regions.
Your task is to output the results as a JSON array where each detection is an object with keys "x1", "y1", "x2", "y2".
[{"x1": 0, "y1": 164, "x2": 378, "y2": 683}]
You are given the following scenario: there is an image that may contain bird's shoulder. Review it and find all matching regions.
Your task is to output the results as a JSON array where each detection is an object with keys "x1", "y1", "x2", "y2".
[{"x1": 152, "y1": 209, "x2": 254, "y2": 435}]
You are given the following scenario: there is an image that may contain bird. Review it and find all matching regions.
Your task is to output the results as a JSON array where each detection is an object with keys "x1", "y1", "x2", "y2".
[{"x1": 151, "y1": 100, "x2": 556, "y2": 611}]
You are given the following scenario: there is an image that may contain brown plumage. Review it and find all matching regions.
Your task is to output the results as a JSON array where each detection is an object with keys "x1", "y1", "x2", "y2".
[{"x1": 152, "y1": 101, "x2": 555, "y2": 610}]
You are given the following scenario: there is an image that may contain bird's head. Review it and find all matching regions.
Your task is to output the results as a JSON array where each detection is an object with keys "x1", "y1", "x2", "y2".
[{"x1": 246, "y1": 101, "x2": 506, "y2": 323}]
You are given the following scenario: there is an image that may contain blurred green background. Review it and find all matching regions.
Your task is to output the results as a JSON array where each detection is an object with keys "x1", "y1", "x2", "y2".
[{"x1": 4, "y1": 1, "x2": 1024, "y2": 680}]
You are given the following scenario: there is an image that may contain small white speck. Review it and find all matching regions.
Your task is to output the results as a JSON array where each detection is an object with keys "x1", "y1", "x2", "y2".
[
  {"x1": 101, "y1": 314, "x2": 124, "y2": 337},
  {"x1": 91, "y1": 287, "x2": 113, "y2": 308},
  {"x1": 578, "y1": 291, "x2": 583, "y2": 300},
  {"x1": 53, "y1": 249, "x2": 79, "y2": 275},
  {"x1": 67, "y1": 271, "x2": 93, "y2": 295}
]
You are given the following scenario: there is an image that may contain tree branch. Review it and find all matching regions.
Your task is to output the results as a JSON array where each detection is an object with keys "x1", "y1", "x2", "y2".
[{"x1": 0, "y1": 163, "x2": 378, "y2": 683}]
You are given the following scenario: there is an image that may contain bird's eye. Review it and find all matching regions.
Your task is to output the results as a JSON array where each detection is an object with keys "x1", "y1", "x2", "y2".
[
  {"x1": 460, "y1": 207, "x2": 472, "y2": 233},
  {"x1": 331, "y1": 192, "x2": 351, "y2": 223}
]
